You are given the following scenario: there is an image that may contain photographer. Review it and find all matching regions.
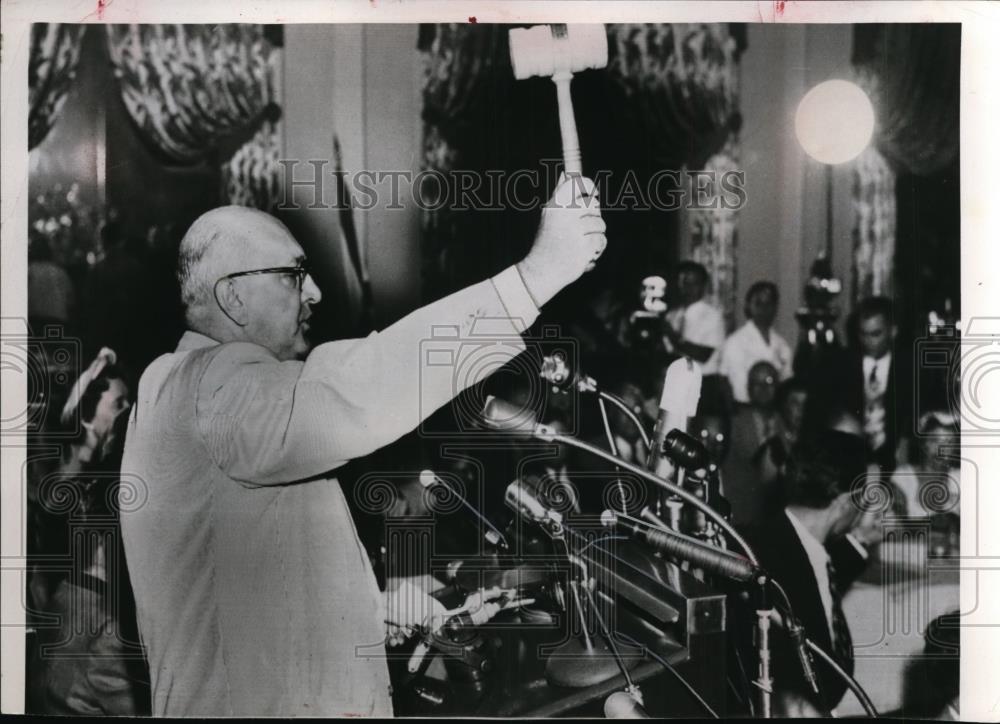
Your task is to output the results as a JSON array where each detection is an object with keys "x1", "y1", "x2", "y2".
[{"x1": 662, "y1": 261, "x2": 726, "y2": 373}]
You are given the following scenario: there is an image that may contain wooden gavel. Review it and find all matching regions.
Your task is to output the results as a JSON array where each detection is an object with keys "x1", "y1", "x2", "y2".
[{"x1": 509, "y1": 24, "x2": 608, "y2": 176}]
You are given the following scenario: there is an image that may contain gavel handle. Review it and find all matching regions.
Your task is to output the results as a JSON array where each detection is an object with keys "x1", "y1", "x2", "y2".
[{"x1": 553, "y1": 71, "x2": 582, "y2": 175}]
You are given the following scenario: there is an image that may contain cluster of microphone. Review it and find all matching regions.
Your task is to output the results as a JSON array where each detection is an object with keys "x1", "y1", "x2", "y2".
[{"x1": 439, "y1": 354, "x2": 860, "y2": 717}]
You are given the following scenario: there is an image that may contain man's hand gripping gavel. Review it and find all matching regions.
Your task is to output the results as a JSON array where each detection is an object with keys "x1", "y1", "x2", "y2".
[{"x1": 516, "y1": 173, "x2": 607, "y2": 308}]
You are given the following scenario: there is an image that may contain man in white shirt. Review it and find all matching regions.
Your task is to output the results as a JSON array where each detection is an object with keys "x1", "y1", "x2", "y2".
[
  {"x1": 720, "y1": 281, "x2": 792, "y2": 403},
  {"x1": 662, "y1": 261, "x2": 725, "y2": 374}
]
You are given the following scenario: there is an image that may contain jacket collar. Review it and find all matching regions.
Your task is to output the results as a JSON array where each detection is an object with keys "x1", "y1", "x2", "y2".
[{"x1": 176, "y1": 330, "x2": 221, "y2": 353}]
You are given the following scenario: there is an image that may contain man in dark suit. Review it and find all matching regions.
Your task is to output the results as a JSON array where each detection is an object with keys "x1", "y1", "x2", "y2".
[
  {"x1": 840, "y1": 297, "x2": 912, "y2": 471},
  {"x1": 732, "y1": 429, "x2": 880, "y2": 716}
]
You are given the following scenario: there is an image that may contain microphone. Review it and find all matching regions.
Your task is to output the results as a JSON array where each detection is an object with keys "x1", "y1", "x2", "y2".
[
  {"x1": 604, "y1": 690, "x2": 650, "y2": 719},
  {"x1": 785, "y1": 617, "x2": 821, "y2": 696},
  {"x1": 601, "y1": 510, "x2": 758, "y2": 583},
  {"x1": 419, "y1": 470, "x2": 508, "y2": 549},
  {"x1": 540, "y1": 353, "x2": 598, "y2": 392},
  {"x1": 646, "y1": 358, "x2": 702, "y2": 473},
  {"x1": 662, "y1": 429, "x2": 709, "y2": 470},
  {"x1": 482, "y1": 396, "x2": 542, "y2": 434},
  {"x1": 504, "y1": 479, "x2": 563, "y2": 528}
]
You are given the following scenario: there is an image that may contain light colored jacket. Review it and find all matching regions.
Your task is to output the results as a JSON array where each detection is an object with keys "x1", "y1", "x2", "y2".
[{"x1": 120, "y1": 266, "x2": 537, "y2": 716}]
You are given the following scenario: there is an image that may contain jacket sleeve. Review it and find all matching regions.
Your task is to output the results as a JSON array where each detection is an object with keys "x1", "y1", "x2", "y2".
[
  {"x1": 197, "y1": 266, "x2": 538, "y2": 485},
  {"x1": 827, "y1": 534, "x2": 870, "y2": 590}
]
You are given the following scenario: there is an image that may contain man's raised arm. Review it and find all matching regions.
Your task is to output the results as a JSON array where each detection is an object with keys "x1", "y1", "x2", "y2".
[{"x1": 200, "y1": 176, "x2": 606, "y2": 485}]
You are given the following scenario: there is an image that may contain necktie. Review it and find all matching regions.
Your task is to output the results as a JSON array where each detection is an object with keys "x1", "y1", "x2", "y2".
[
  {"x1": 867, "y1": 362, "x2": 880, "y2": 396},
  {"x1": 826, "y1": 558, "x2": 854, "y2": 674}
]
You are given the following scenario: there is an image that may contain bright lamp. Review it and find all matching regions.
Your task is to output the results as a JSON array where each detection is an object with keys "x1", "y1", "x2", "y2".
[{"x1": 795, "y1": 79, "x2": 875, "y2": 165}]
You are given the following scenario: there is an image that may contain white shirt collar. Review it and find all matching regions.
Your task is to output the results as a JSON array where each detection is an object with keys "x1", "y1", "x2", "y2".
[
  {"x1": 863, "y1": 352, "x2": 892, "y2": 372},
  {"x1": 785, "y1": 509, "x2": 836, "y2": 640}
]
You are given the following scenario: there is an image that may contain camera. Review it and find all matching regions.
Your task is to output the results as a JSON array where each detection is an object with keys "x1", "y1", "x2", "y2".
[{"x1": 627, "y1": 275, "x2": 667, "y2": 349}]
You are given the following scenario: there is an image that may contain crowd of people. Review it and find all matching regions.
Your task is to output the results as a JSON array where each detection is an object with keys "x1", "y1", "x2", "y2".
[{"x1": 23, "y1": 189, "x2": 960, "y2": 717}]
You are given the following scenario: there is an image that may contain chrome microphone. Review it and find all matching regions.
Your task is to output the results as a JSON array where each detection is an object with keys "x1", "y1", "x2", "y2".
[
  {"x1": 646, "y1": 358, "x2": 702, "y2": 474},
  {"x1": 420, "y1": 470, "x2": 508, "y2": 549},
  {"x1": 601, "y1": 510, "x2": 757, "y2": 583},
  {"x1": 482, "y1": 396, "x2": 557, "y2": 439},
  {"x1": 504, "y1": 479, "x2": 563, "y2": 528}
]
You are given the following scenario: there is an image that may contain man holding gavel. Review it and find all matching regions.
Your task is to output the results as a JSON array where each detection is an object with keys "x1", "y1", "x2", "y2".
[{"x1": 119, "y1": 174, "x2": 606, "y2": 716}]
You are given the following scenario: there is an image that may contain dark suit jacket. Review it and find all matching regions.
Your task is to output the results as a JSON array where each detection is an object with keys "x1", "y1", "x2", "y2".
[
  {"x1": 721, "y1": 405, "x2": 782, "y2": 526},
  {"x1": 732, "y1": 511, "x2": 868, "y2": 713},
  {"x1": 839, "y1": 349, "x2": 913, "y2": 470}
]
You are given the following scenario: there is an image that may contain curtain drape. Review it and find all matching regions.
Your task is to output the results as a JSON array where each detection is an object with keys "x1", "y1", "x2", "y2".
[
  {"x1": 106, "y1": 24, "x2": 276, "y2": 165},
  {"x1": 852, "y1": 24, "x2": 960, "y2": 176},
  {"x1": 686, "y1": 137, "x2": 741, "y2": 330},
  {"x1": 605, "y1": 23, "x2": 744, "y2": 169},
  {"x1": 851, "y1": 146, "x2": 896, "y2": 303},
  {"x1": 29, "y1": 24, "x2": 87, "y2": 150},
  {"x1": 419, "y1": 23, "x2": 745, "y2": 306}
]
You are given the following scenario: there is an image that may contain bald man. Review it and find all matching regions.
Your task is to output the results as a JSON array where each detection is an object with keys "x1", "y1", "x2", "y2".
[{"x1": 120, "y1": 178, "x2": 606, "y2": 716}]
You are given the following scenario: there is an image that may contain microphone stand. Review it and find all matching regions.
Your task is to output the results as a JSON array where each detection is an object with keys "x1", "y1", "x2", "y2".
[
  {"x1": 754, "y1": 575, "x2": 775, "y2": 719},
  {"x1": 543, "y1": 360, "x2": 652, "y2": 454}
]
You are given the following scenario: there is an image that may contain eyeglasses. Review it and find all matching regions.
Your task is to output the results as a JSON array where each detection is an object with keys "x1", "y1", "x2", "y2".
[{"x1": 216, "y1": 264, "x2": 311, "y2": 291}]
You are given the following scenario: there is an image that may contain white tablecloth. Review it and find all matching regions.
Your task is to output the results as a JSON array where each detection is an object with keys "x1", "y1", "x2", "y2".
[{"x1": 838, "y1": 538, "x2": 960, "y2": 716}]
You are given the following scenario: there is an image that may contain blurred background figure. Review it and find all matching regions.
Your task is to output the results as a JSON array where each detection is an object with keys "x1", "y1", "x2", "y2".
[
  {"x1": 30, "y1": 475, "x2": 149, "y2": 716},
  {"x1": 662, "y1": 261, "x2": 725, "y2": 375},
  {"x1": 27, "y1": 350, "x2": 132, "y2": 616},
  {"x1": 898, "y1": 611, "x2": 960, "y2": 719},
  {"x1": 26, "y1": 348, "x2": 148, "y2": 715},
  {"x1": 735, "y1": 429, "x2": 878, "y2": 717},
  {"x1": 720, "y1": 281, "x2": 792, "y2": 405},
  {"x1": 721, "y1": 360, "x2": 778, "y2": 526},
  {"x1": 891, "y1": 411, "x2": 960, "y2": 518},
  {"x1": 840, "y1": 297, "x2": 912, "y2": 472}
]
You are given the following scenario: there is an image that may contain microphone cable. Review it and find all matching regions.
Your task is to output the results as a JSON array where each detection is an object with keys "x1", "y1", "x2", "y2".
[
  {"x1": 767, "y1": 578, "x2": 879, "y2": 718},
  {"x1": 596, "y1": 394, "x2": 629, "y2": 516},
  {"x1": 615, "y1": 631, "x2": 719, "y2": 719}
]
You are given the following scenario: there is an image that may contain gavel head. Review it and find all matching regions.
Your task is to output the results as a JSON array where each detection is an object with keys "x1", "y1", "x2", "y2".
[{"x1": 509, "y1": 24, "x2": 608, "y2": 80}]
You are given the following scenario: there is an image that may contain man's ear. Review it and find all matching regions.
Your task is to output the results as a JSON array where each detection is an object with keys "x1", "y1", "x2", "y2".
[{"x1": 215, "y1": 279, "x2": 248, "y2": 327}]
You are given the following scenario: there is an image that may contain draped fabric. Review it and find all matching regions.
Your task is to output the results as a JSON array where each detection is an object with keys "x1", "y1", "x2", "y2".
[
  {"x1": 852, "y1": 24, "x2": 960, "y2": 177},
  {"x1": 29, "y1": 24, "x2": 87, "y2": 150},
  {"x1": 420, "y1": 24, "x2": 499, "y2": 177},
  {"x1": 419, "y1": 22, "x2": 744, "y2": 175},
  {"x1": 419, "y1": 23, "x2": 501, "y2": 290},
  {"x1": 221, "y1": 122, "x2": 281, "y2": 211},
  {"x1": 852, "y1": 146, "x2": 896, "y2": 303},
  {"x1": 106, "y1": 24, "x2": 276, "y2": 165},
  {"x1": 605, "y1": 23, "x2": 744, "y2": 169},
  {"x1": 419, "y1": 23, "x2": 745, "y2": 301},
  {"x1": 686, "y1": 137, "x2": 741, "y2": 329}
]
